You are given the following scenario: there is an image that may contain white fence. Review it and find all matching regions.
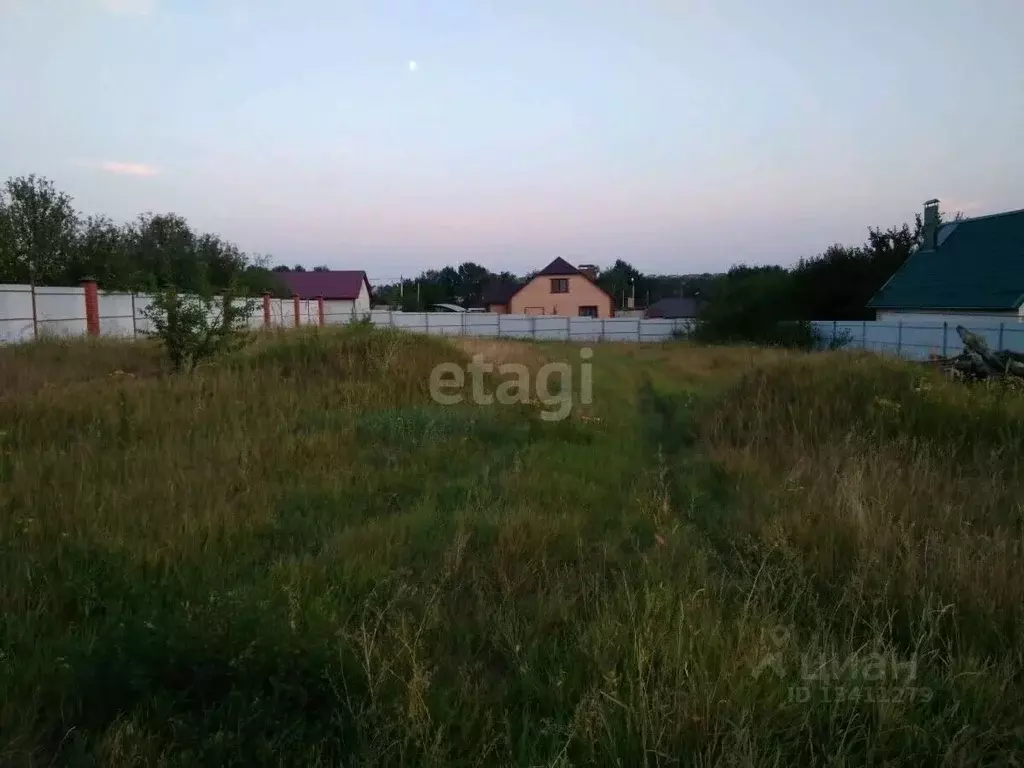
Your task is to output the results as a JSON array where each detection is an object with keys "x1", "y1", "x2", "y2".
[
  {"x1": 0, "y1": 283, "x2": 371, "y2": 343},
  {"x1": 812, "y1": 317, "x2": 1024, "y2": 360},
  {"x1": 368, "y1": 311, "x2": 693, "y2": 342},
  {"x1": 0, "y1": 283, "x2": 696, "y2": 343},
  {"x1": 5, "y1": 283, "x2": 1024, "y2": 357}
]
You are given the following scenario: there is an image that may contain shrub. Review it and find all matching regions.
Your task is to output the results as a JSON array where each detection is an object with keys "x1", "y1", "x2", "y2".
[{"x1": 141, "y1": 287, "x2": 257, "y2": 372}]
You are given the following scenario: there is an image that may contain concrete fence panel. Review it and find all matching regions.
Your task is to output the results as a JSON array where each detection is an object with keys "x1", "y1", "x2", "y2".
[
  {"x1": 11, "y1": 282, "x2": 1024, "y2": 361},
  {"x1": 98, "y1": 291, "x2": 137, "y2": 337},
  {"x1": 0, "y1": 284, "x2": 36, "y2": 343},
  {"x1": 465, "y1": 313, "x2": 500, "y2": 337},
  {"x1": 34, "y1": 286, "x2": 87, "y2": 338}
]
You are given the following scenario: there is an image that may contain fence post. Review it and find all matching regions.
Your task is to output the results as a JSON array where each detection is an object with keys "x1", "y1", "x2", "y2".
[
  {"x1": 601, "y1": 318, "x2": 606, "y2": 342},
  {"x1": 999, "y1": 322, "x2": 1005, "y2": 350},
  {"x1": 389, "y1": 308, "x2": 394, "y2": 327},
  {"x1": 82, "y1": 278, "x2": 100, "y2": 336},
  {"x1": 832, "y1": 320, "x2": 837, "y2": 347},
  {"x1": 351, "y1": 302, "x2": 356, "y2": 324},
  {"x1": 292, "y1": 294, "x2": 300, "y2": 327},
  {"x1": 30, "y1": 283, "x2": 38, "y2": 340},
  {"x1": 897, "y1": 321, "x2": 903, "y2": 355},
  {"x1": 461, "y1": 311, "x2": 466, "y2": 336},
  {"x1": 637, "y1": 319, "x2": 642, "y2": 342},
  {"x1": 861, "y1": 320, "x2": 867, "y2": 350},
  {"x1": 262, "y1": 292, "x2": 271, "y2": 328},
  {"x1": 566, "y1": 317, "x2": 571, "y2": 342},
  {"x1": 942, "y1": 322, "x2": 948, "y2": 357},
  {"x1": 318, "y1": 296, "x2": 325, "y2": 327},
  {"x1": 530, "y1": 315, "x2": 537, "y2": 340},
  {"x1": 425, "y1": 313, "x2": 430, "y2": 334},
  {"x1": 130, "y1": 292, "x2": 138, "y2": 337}
]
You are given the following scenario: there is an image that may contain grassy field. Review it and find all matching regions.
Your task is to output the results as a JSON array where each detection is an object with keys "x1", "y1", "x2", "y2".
[{"x1": 1, "y1": 327, "x2": 1022, "y2": 766}]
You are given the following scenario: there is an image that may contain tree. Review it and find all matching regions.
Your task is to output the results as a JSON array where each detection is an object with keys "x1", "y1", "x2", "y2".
[
  {"x1": 0, "y1": 174, "x2": 285, "y2": 297},
  {"x1": 1, "y1": 175, "x2": 78, "y2": 284},
  {"x1": 455, "y1": 261, "x2": 491, "y2": 306},
  {"x1": 126, "y1": 213, "x2": 201, "y2": 291},
  {"x1": 597, "y1": 259, "x2": 642, "y2": 309},
  {"x1": 141, "y1": 282, "x2": 257, "y2": 372},
  {"x1": 690, "y1": 267, "x2": 815, "y2": 348},
  {"x1": 0, "y1": 199, "x2": 16, "y2": 282},
  {"x1": 72, "y1": 216, "x2": 134, "y2": 288}
]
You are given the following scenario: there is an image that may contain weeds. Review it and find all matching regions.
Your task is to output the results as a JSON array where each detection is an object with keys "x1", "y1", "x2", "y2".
[{"x1": 1, "y1": 331, "x2": 1022, "y2": 764}]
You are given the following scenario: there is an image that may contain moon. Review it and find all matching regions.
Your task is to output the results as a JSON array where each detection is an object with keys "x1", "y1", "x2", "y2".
[{"x1": 408, "y1": 60, "x2": 418, "y2": 73}]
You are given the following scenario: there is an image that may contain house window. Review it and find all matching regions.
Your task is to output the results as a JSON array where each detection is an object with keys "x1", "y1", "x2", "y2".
[
  {"x1": 578, "y1": 306, "x2": 599, "y2": 318},
  {"x1": 550, "y1": 278, "x2": 569, "y2": 294}
]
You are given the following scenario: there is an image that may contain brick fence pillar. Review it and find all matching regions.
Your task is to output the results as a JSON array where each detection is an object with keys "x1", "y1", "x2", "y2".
[
  {"x1": 318, "y1": 296, "x2": 325, "y2": 327},
  {"x1": 82, "y1": 278, "x2": 100, "y2": 336},
  {"x1": 293, "y1": 294, "x2": 301, "y2": 327},
  {"x1": 262, "y1": 292, "x2": 271, "y2": 327}
]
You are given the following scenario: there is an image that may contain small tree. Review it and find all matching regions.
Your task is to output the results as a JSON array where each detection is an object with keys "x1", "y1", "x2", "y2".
[{"x1": 141, "y1": 284, "x2": 257, "y2": 372}]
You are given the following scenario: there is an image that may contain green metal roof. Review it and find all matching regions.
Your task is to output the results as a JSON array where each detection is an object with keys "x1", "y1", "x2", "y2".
[{"x1": 869, "y1": 207, "x2": 1024, "y2": 311}]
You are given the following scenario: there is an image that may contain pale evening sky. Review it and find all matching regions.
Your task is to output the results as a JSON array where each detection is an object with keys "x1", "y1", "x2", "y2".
[{"x1": 1, "y1": 0, "x2": 1022, "y2": 279}]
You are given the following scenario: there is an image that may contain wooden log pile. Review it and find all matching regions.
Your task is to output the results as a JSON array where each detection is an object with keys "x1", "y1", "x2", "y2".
[{"x1": 926, "y1": 325, "x2": 1024, "y2": 381}]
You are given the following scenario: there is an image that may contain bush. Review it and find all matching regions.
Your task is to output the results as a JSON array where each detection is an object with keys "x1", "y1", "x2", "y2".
[
  {"x1": 685, "y1": 268, "x2": 823, "y2": 349},
  {"x1": 141, "y1": 287, "x2": 257, "y2": 372},
  {"x1": 689, "y1": 317, "x2": 820, "y2": 350}
]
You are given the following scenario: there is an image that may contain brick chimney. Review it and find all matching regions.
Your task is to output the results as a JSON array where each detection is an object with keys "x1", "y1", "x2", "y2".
[
  {"x1": 923, "y1": 199, "x2": 940, "y2": 250},
  {"x1": 578, "y1": 263, "x2": 599, "y2": 281}
]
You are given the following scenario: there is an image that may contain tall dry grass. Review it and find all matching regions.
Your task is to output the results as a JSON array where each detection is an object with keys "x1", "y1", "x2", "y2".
[{"x1": 1, "y1": 332, "x2": 1021, "y2": 765}]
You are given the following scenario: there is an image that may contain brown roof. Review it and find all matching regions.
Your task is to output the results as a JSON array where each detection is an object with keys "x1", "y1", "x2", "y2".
[
  {"x1": 535, "y1": 257, "x2": 583, "y2": 277},
  {"x1": 276, "y1": 270, "x2": 370, "y2": 300},
  {"x1": 481, "y1": 279, "x2": 522, "y2": 305}
]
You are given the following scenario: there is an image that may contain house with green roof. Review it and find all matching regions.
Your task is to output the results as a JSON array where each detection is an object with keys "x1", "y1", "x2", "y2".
[{"x1": 869, "y1": 199, "x2": 1024, "y2": 322}]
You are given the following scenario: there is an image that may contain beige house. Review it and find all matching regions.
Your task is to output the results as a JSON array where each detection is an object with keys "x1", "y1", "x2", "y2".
[{"x1": 481, "y1": 258, "x2": 615, "y2": 318}]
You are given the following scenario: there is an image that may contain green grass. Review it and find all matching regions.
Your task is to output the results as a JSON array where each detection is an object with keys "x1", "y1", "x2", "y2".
[{"x1": 1, "y1": 330, "x2": 1022, "y2": 765}]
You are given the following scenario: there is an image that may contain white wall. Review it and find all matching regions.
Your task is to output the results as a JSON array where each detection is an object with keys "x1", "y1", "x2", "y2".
[
  {"x1": 15, "y1": 282, "x2": 1021, "y2": 359},
  {"x1": 877, "y1": 310, "x2": 1021, "y2": 324},
  {"x1": 98, "y1": 290, "x2": 137, "y2": 338},
  {"x1": 0, "y1": 284, "x2": 279, "y2": 343},
  {"x1": 0, "y1": 284, "x2": 36, "y2": 343},
  {"x1": 0, "y1": 284, "x2": 696, "y2": 345},
  {"x1": 356, "y1": 281, "x2": 371, "y2": 316},
  {"x1": 367, "y1": 311, "x2": 693, "y2": 342},
  {"x1": 814, "y1": 317, "x2": 1024, "y2": 359},
  {"x1": 34, "y1": 286, "x2": 88, "y2": 338}
]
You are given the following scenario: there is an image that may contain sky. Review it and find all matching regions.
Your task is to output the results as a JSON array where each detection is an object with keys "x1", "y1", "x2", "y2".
[{"x1": 1, "y1": 0, "x2": 1022, "y2": 280}]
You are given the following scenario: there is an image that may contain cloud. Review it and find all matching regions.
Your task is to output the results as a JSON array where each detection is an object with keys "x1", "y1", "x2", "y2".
[
  {"x1": 0, "y1": 0, "x2": 156, "y2": 16},
  {"x1": 941, "y1": 198, "x2": 985, "y2": 216},
  {"x1": 78, "y1": 161, "x2": 160, "y2": 177}
]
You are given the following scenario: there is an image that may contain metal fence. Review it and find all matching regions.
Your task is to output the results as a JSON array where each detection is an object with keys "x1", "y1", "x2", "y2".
[
  {"x1": 367, "y1": 311, "x2": 694, "y2": 342},
  {"x1": 4, "y1": 282, "x2": 1024, "y2": 357},
  {"x1": 812, "y1": 318, "x2": 1024, "y2": 360}
]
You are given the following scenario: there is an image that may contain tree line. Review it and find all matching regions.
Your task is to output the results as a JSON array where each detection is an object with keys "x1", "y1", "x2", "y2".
[
  {"x1": 368, "y1": 209, "x2": 948, "y2": 330},
  {"x1": 1, "y1": 173, "x2": 953, "y2": 342},
  {"x1": 691, "y1": 208, "x2": 960, "y2": 345},
  {"x1": 0, "y1": 175, "x2": 286, "y2": 296},
  {"x1": 367, "y1": 261, "x2": 716, "y2": 312}
]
